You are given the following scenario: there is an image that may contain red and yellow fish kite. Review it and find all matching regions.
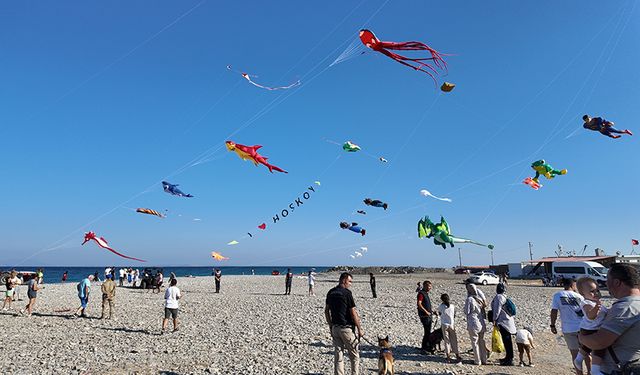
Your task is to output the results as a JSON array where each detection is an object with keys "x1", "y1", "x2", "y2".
[{"x1": 226, "y1": 141, "x2": 287, "y2": 174}]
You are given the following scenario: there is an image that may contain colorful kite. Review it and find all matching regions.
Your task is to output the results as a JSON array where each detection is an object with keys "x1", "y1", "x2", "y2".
[
  {"x1": 417, "y1": 216, "x2": 493, "y2": 250},
  {"x1": 419, "y1": 189, "x2": 452, "y2": 202},
  {"x1": 343, "y1": 141, "x2": 361, "y2": 152},
  {"x1": 258, "y1": 223, "x2": 266, "y2": 230},
  {"x1": 522, "y1": 177, "x2": 541, "y2": 190},
  {"x1": 226, "y1": 141, "x2": 287, "y2": 174},
  {"x1": 364, "y1": 198, "x2": 388, "y2": 210},
  {"x1": 527, "y1": 160, "x2": 567, "y2": 186},
  {"x1": 379, "y1": 157, "x2": 388, "y2": 163},
  {"x1": 582, "y1": 115, "x2": 632, "y2": 139},
  {"x1": 227, "y1": 65, "x2": 300, "y2": 91},
  {"x1": 440, "y1": 82, "x2": 455, "y2": 92},
  {"x1": 211, "y1": 251, "x2": 229, "y2": 261},
  {"x1": 136, "y1": 208, "x2": 165, "y2": 218},
  {"x1": 162, "y1": 181, "x2": 194, "y2": 198},
  {"x1": 314, "y1": 181, "x2": 321, "y2": 186},
  {"x1": 227, "y1": 240, "x2": 239, "y2": 245},
  {"x1": 359, "y1": 29, "x2": 447, "y2": 82},
  {"x1": 81, "y1": 232, "x2": 146, "y2": 262},
  {"x1": 340, "y1": 222, "x2": 366, "y2": 236}
]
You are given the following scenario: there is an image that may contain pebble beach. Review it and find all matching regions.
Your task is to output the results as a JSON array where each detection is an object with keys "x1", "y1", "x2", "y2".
[{"x1": 1, "y1": 272, "x2": 585, "y2": 374}]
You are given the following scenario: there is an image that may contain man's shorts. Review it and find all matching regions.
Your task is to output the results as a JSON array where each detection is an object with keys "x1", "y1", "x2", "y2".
[
  {"x1": 5, "y1": 289, "x2": 14, "y2": 298},
  {"x1": 79, "y1": 297, "x2": 89, "y2": 308},
  {"x1": 164, "y1": 308, "x2": 178, "y2": 319},
  {"x1": 563, "y1": 331, "x2": 579, "y2": 351}
]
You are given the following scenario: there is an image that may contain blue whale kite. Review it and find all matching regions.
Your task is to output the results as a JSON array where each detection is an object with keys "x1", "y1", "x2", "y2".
[{"x1": 162, "y1": 181, "x2": 193, "y2": 198}]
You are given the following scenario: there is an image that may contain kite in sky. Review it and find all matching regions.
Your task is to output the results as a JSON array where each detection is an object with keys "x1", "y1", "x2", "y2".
[
  {"x1": 340, "y1": 222, "x2": 366, "y2": 236},
  {"x1": 227, "y1": 65, "x2": 300, "y2": 91},
  {"x1": 582, "y1": 115, "x2": 632, "y2": 139},
  {"x1": 226, "y1": 141, "x2": 287, "y2": 174},
  {"x1": 356, "y1": 210, "x2": 366, "y2": 215},
  {"x1": 440, "y1": 82, "x2": 455, "y2": 92},
  {"x1": 419, "y1": 189, "x2": 452, "y2": 202},
  {"x1": 211, "y1": 251, "x2": 229, "y2": 261},
  {"x1": 162, "y1": 181, "x2": 193, "y2": 198},
  {"x1": 136, "y1": 208, "x2": 165, "y2": 218},
  {"x1": 359, "y1": 29, "x2": 447, "y2": 82},
  {"x1": 528, "y1": 160, "x2": 567, "y2": 186},
  {"x1": 417, "y1": 216, "x2": 494, "y2": 250},
  {"x1": 343, "y1": 141, "x2": 361, "y2": 152},
  {"x1": 81, "y1": 232, "x2": 146, "y2": 262},
  {"x1": 379, "y1": 157, "x2": 388, "y2": 163},
  {"x1": 258, "y1": 223, "x2": 266, "y2": 230},
  {"x1": 364, "y1": 198, "x2": 388, "y2": 210},
  {"x1": 227, "y1": 240, "x2": 239, "y2": 245}
]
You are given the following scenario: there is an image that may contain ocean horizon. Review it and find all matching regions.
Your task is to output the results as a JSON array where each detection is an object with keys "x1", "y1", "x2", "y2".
[{"x1": 1, "y1": 266, "x2": 331, "y2": 283}]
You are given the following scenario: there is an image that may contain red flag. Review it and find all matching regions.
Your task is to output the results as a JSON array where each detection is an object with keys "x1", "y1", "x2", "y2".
[{"x1": 632, "y1": 239, "x2": 639, "y2": 246}]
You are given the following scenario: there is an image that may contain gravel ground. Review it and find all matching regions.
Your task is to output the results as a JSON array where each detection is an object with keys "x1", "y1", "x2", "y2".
[{"x1": 0, "y1": 272, "x2": 586, "y2": 374}]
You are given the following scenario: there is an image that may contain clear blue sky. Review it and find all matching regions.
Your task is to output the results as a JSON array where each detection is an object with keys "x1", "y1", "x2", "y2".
[{"x1": 1, "y1": 1, "x2": 638, "y2": 267}]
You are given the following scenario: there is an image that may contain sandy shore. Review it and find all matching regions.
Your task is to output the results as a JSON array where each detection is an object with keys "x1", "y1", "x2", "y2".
[{"x1": 0, "y1": 273, "x2": 582, "y2": 374}]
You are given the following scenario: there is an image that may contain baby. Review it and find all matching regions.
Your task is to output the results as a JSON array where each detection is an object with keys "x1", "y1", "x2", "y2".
[
  {"x1": 515, "y1": 327, "x2": 535, "y2": 367},
  {"x1": 574, "y1": 277, "x2": 608, "y2": 375}
]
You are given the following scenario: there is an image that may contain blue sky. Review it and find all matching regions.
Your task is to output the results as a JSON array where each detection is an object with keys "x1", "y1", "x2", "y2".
[{"x1": 1, "y1": 1, "x2": 638, "y2": 267}]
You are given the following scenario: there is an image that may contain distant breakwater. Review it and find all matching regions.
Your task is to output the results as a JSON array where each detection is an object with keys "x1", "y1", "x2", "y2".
[{"x1": 323, "y1": 266, "x2": 450, "y2": 274}]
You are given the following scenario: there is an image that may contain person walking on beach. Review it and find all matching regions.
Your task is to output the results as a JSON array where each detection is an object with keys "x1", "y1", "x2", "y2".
[
  {"x1": 308, "y1": 270, "x2": 316, "y2": 296},
  {"x1": 515, "y1": 327, "x2": 535, "y2": 367},
  {"x1": 3, "y1": 271, "x2": 19, "y2": 311},
  {"x1": 325, "y1": 272, "x2": 363, "y2": 375},
  {"x1": 154, "y1": 271, "x2": 164, "y2": 294},
  {"x1": 492, "y1": 283, "x2": 516, "y2": 366},
  {"x1": 61, "y1": 271, "x2": 68, "y2": 283},
  {"x1": 285, "y1": 268, "x2": 293, "y2": 295},
  {"x1": 20, "y1": 274, "x2": 40, "y2": 316},
  {"x1": 74, "y1": 275, "x2": 93, "y2": 318},
  {"x1": 550, "y1": 278, "x2": 584, "y2": 374},
  {"x1": 369, "y1": 273, "x2": 377, "y2": 298},
  {"x1": 578, "y1": 263, "x2": 640, "y2": 374},
  {"x1": 100, "y1": 274, "x2": 116, "y2": 320},
  {"x1": 438, "y1": 293, "x2": 462, "y2": 362},
  {"x1": 465, "y1": 283, "x2": 488, "y2": 365},
  {"x1": 214, "y1": 269, "x2": 222, "y2": 293},
  {"x1": 417, "y1": 280, "x2": 434, "y2": 353},
  {"x1": 119, "y1": 268, "x2": 125, "y2": 287},
  {"x1": 162, "y1": 278, "x2": 181, "y2": 333}
]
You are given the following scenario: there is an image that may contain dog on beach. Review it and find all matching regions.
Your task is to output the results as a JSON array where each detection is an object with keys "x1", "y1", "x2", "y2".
[
  {"x1": 378, "y1": 336, "x2": 394, "y2": 375},
  {"x1": 426, "y1": 328, "x2": 443, "y2": 354}
]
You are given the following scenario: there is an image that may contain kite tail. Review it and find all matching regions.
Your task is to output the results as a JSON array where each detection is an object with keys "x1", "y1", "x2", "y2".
[
  {"x1": 380, "y1": 41, "x2": 448, "y2": 72},
  {"x1": 105, "y1": 247, "x2": 147, "y2": 262},
  {"x1": 377, "y1": 49, "x2": 440, "y2": 84}
]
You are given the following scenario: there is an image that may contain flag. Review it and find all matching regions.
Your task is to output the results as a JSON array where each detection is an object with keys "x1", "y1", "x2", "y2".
[{"x1": 632, "y1": 239, "x2": 639, "y2": 246}]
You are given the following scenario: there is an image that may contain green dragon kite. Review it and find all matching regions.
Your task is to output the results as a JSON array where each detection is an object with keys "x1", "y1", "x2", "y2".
[{"x1": 418, "y1": 216, "x2": 494, "y2": 250}]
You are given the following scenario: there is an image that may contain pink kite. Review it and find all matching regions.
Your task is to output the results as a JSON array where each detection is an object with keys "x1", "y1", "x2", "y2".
[
  {"x1": 227, "y1": 65, "x2": 300, "y2": 91},
  {"x1": 81, "y1": 232, "x2": 146, "y2": 262},
  {"x1": 359, "y1": 29, "x2": 447, "y2": 83}
]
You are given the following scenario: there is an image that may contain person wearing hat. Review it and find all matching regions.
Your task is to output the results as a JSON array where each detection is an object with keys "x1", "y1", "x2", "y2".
[
  {"x1": 74, "y1": 275, "x2": 94, "y2": 318},
  {"x1": 101, "y1": 274, "x2": 116, "y2": 319}
]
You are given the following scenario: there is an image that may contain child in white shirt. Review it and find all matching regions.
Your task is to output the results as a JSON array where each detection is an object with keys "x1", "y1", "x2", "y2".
[
  {"x1": 574, "y1": 277, "x2": 608, "y2": 375},
  {"x1": 437, "y1": 293, "x2": 462, "y2": 362},
  {"x1": 515, "y1": 327, "x2": 535, "y2": 366}
]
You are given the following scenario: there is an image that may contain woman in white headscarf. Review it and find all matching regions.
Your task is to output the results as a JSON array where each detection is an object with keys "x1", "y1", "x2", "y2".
[{"x1": 465, "y1": 283, "x2": 488, "y2": 365}]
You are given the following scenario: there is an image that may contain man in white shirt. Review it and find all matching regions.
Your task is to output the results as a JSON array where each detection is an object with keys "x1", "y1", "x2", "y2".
[
  {"x1": 162, "y1": 278, "x2": 182, "y2": 333},
  {"x1": 550, "y1": 278, "x2": 584, "y2": 374}
]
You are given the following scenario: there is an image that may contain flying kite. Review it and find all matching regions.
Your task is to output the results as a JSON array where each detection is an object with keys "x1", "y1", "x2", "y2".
[
  {"x1": 419, "y1": 189, "x2": 452, "y2": 202},
  {"x1": 227, "y1": 240, "x2": 239, "y2": 245},
  {"x1": 379, "y1": 157, "x2": 388, "y2": 163},
  {"x1": 162, "y1": 181, "x2": 194, "y2": 198},
  {"x1": 211, "y1": 251, "x2": 229, "y2": 261},
  {"x1": 354, "y1": 251, "x2": 363, "y2": 257},
  {"x1": 526, "y1": 160, "x2": 567, "y2": 187},
  {"x1": 314, "y1": 181, "x2": 321, "y2": 186},
  {"x1": 343, "y1": 141, "x2": 361, "y2": 152},
  {"x1": 81, "y1": 232, "x2": 146, "y2": 262},
  {"x1": 227, "y1": 65, "x2": 300, "y2": 91},
  {"x1": 364, "y1": 198, "x2": 388, "y2": 210},
  {"x1": 582, "y1": 115, "x2": 632, "y2": 139},
  {"x1": 356, "y1": 210, "x2": 367, "y2": 215},
  {"x1": 136, "y1": 208, "x2": 165, "y2": 218},
  {"x1": 359, "y1": 29, "x2": 447, "y2": 82},
  {"x1": 417, "y1": 216, "x2": 494, "y2": 250},
  {"x1": 226, "y1": 141, "x2": 287, "y2": 173},
  {"x1": 440, "y1": 82, "x2": 455, "y2": 92},
  {"x1": 258, "y1": 223, "x2": 266, "y2": 230},
  {"x1": 340, "y1": 222, "x2": 366, "y2": 236}
]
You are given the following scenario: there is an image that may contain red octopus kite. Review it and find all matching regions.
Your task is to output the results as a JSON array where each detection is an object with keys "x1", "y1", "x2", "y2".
[
  {"x1": 359, "y1": 29, "x2": 447, "y2": 82},
  {"x1": 81, "y1": 232, "x2": 146, "y2": 262}
]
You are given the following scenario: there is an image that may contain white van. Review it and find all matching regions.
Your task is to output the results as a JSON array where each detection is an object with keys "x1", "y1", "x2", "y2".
[{"x1": 552, "y1": 261, "x2": 608, "y2": 285}]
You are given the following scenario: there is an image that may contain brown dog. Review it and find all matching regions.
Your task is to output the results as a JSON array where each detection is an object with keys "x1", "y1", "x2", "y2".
[{"x1": 378, "y1": 336, "x2": 394, "y2": 375}]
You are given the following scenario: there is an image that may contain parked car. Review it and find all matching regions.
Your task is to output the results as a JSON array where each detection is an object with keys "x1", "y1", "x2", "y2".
[{"x1": 468, "y1": 271, "x2": 500, "y2": 285}]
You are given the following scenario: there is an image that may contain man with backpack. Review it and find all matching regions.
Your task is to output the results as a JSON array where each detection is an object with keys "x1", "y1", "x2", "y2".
[{"x1": 491, "y1": 282, "x2": 516, "y2": 366}]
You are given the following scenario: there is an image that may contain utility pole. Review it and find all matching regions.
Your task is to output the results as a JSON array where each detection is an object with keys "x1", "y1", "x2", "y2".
[
  {"x1": 491, "y1": 249, "x2": 495, "y2": 265},
  {"x1": 458, "y1": 248, "x2": 462, "y2": 267},
  {"x1": 528, "y1": 242, "x2": 533, "y2": 261}
]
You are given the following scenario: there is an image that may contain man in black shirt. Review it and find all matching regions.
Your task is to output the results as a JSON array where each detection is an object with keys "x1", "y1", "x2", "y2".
[
  {"x1": 417, "y1": 280, "x2": 434, "y2": 352},
  {"x1": 325, "y1": 272, "x2": 363, "y2": 375},
  {"x1": 285, "y1": 268, "x2": 293, "y2": 295},
  {"x1": 214, "y1": 269, "x2": 221, "y2": 293},
  {"x1": 369, "y1": 273, "x2": 377, "y2": 298}
]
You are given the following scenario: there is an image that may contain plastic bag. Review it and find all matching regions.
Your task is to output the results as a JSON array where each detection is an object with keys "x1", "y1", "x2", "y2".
[{"x1": 492, "y1": 326, "x2": 505, "y2": 353}]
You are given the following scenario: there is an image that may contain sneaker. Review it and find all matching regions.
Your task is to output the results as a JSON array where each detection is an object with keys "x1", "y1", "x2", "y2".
[{"x1": 528, "y1": 364, "x2": 535, "y2": 367}]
